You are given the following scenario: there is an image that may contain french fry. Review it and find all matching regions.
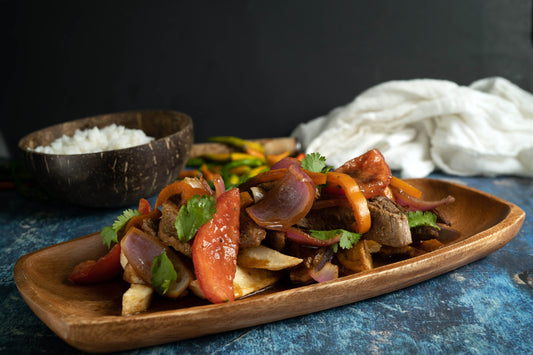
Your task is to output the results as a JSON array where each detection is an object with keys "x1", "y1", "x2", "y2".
[
  {"x1": 233, "y1": 265, "x2": 280, "y2": 299},
  {"x1": 237, "y1": 245, "x2": 303, "y2": 271},
  {"x1": 122, "y1": 284, "x2": 153, "y2": 316}
]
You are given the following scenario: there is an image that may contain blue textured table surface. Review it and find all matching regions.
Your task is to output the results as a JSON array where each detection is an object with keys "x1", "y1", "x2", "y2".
[{"x1": 1, "y1": 174, "x2": 532, "y2": 354}]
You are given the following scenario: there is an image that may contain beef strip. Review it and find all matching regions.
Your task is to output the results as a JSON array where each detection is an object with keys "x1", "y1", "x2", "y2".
[
  {"x1": 157, "y1": 195, "x2": 266, "y2": 256},
  {"x1": 364, "y1": 196, "x2": 412, "y2": 247},
  {"x1": 158, "y1": 198, "x2": 193, "y2": 257},
  {"x1": 239, "y1": 211, "x2": 266, "y2": 248},
  {"x1": 296, "y1": 206, "x2": 355, "y2": 230},
  {"x1": 411, "y1": 225, "x2": 440, "y2": 240}
]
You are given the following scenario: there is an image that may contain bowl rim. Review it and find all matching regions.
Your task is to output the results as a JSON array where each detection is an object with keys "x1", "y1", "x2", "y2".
[{"x1": 17, "y1": 109, "x2": 193, "y2": 157}]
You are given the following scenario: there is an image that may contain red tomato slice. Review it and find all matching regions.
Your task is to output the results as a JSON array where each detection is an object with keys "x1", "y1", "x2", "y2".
[
  {"x1": 334, "y1": 149, "x2": 392, "y2": 199},
  {"x1": 68, "y1": 243, "x2": 122, "y2": 284},
  {"x1": 192, "y1": 188, "x2": 240, "y2": 303}
]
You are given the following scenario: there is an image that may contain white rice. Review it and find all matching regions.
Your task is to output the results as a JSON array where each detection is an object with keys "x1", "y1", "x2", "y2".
[{"x1": 31, "y1": 124, "x2": 155, "y2": 154}]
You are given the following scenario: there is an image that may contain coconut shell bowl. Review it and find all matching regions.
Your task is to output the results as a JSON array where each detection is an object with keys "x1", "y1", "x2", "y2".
[{"x1": 18, "y1": 110, "x2": 194, "y2": 208}]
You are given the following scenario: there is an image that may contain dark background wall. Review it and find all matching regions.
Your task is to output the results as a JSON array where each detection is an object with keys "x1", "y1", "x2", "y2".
[{"x1": 2, "y1": 0, "x2": 532, "y2": 158}]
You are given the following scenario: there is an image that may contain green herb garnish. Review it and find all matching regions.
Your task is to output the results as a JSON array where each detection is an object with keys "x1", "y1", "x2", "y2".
[
  {"x1": 310, "y1": 229, "x2": 362, "y2": 253},
  {"x1": 151, "y1": 251, "x2": 177, "y2": 295},
  {"x1": 301, "y1": 152, "x2": 330, "y2": 174},
  {"x1": 406, "y1": 210, "x2": 440, "y2": 230},
  {"x1": 101, "y1": 208, "x2": 141, "y2": 248},
  {"x1": 175, "y1": 194, "x2": 217, "y2": 242}
]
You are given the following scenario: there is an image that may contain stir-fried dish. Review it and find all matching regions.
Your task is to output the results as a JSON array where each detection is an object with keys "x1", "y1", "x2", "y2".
[{"x1": 68, "y1": 137, "x2": 456, "y2": 316}]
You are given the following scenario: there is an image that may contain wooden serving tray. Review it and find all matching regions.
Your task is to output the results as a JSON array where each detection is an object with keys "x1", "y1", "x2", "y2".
[{"x1": 14, "y1": 178, "x2": 525, "y2": 353}]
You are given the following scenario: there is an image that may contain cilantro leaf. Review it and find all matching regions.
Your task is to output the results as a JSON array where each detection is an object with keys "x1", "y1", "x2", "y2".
[
  {"x1": 151, "y1": 251, "x2": 177, "y2": 295},
  {"x1": 175, "y1": 194, "x2": 217, "y2": 242},
  {"x1": 301, "y1": 153, "x2": 329, "y2": 173},
  {"x1": 100, "y1": 208, "x2": 141, "y2": 248},
  {"x1": 407, "y1": 210, "x2": 440, "y2": 230},
  {"x1": 101, "y1": 226, "x2": 118, "y2": 249},
  {"x1": 112, "y1": 209, "x2": 140, "y2": 232},
  {"x1": 310, "y1": 229, "x2": 362, "y2": 253}
]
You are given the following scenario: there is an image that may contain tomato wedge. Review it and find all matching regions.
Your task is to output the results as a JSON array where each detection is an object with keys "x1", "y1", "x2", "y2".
[
  {"x1": 192, "y1": 188, "x2": 240, "y2": 303},
  {"x1": 326, "y1": 172, "x2": 371, "y2": 234},
  {"x1": 334, "y1": 149, "x2": 392, "y2": 199},
  {"x1": 67, "y1": 243, "x2": 122, "y2": 284}
]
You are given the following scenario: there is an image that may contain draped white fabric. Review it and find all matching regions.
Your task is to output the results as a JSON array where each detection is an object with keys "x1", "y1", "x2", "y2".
[{"x1": 292, "y1": 77, "x2": 533, "y2": 178}]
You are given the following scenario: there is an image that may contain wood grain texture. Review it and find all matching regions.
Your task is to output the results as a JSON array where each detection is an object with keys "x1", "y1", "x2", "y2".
[{"x1": 13, "y1": 178, "x2": 525, "y2": 353}]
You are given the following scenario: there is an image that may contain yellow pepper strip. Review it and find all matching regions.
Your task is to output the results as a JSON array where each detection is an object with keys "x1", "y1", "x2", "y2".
[
  {"x1": 265, "y1": 150, "x2": 291, "y2": 166},
  {"x1": 326, "y1": 172, "x2": 371, "y2": 234},
  {"x1": 230, "y1": 152, "x2": 265, "y2": 162},
  {"x1": 247, "y1": 165, "x2": 270, "y2": 178},
  {"x1": 208, "y1": 136, "x2": 265, "y2": 154},
  {"x1": 228, "y1": 165, "x2": 251, "y2": 175},
  {"x1": 228, "y1": 174, "x2": 241, "y2": 186},
  {"x1": 244, "y1": 146, "x2": 266, "y2": 159},
  {"x1": 389, "y1": 176, "x2": 422, "y2": 199}
]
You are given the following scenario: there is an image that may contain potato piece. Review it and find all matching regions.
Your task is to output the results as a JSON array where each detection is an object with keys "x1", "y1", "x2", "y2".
[
  {"x1": 188, "y1": 280, "x2": 206, "y2": 299},
  {"x1": 122, "y1": 284, "x2": 154, "y2": 316},
  {"x1": 237, "y1": 245, "x2": 303, "y2": 271},
  {"x1": 337, "y1": 240, "x2": 374, "y2": 273},
  {"x1": 233, "y1": 265, "x2": 280, "y2": 299},
  {"x1": 123, "y1": 263, "x2": 146, "y2": 284},
  {"x1": 189, "y1": 265, "x2": 281, "y2": 300}
]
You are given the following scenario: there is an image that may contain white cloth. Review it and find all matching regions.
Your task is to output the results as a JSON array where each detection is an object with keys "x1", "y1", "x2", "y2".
[{"x1": 291, "y1": 77, "x2": 533, "y2": 178}]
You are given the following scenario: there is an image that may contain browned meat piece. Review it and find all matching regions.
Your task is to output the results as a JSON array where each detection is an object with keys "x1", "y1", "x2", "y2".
[
  {"x1": 239, "y1": 211, "x2": 266, "y2": 248},
  {"x1": 411, "y1": 225, "x2": 440, "y2": 241},
  {"x1": 287, "y1": 244, "x2": 332, "y2": 285},
  {"x1": 157, "y1": 198, "x2": 193, "y2": 257},
  {"x1": 158, "y1": 195, "x2": 265, "y2": 255},
  {"x1": 364, "y1": 196, "x2": 412, "y2": 247},
  {"x1": 141, "y1": 217, "x2": 159, "y2": 238},
  {"x1": 264, "y1": 230, "x2": 286, "y2": 251},
  {"x1": 296, "y1": 206, "x2": 355, "y2": 230}
]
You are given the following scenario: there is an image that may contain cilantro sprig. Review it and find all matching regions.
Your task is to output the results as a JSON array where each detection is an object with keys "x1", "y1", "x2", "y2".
[
  {"x1": 310, "y1": 229, "x2": 362, "y2": 253},
  {"x1": 406, "y1": 211, "x2": 440, "y2": 230},
  {"x1": 101, "y1": 208, "x2": 141, "y2": 248},
  {"x1": 151, "y1": 251, "x2": 177, "y2": 295},
  {"x1": 301, "y1": 152, "x2": 331, "y2": 174},
  {"x1": 175, "y1": 194, "x2": 217, "y2": 242}
]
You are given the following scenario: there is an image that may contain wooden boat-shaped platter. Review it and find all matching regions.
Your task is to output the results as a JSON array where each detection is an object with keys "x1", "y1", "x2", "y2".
[{"x1": 14, "y1": 178, "x2": 525, "y2": 353}]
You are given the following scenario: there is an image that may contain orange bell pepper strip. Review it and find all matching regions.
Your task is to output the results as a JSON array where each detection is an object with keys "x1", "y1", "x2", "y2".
[
  {"x1": 265, "y1": 150, "x2": 292, "y2": 166},
  {"x1": 326, "y1": 172, "x2": 371, "y2": 234},
  {"x1": 155, "y1": 180, "x2": 211, "y2": 209},
  {"x1": 389, "y1": 176, "x2": 422, "y2": 199}
]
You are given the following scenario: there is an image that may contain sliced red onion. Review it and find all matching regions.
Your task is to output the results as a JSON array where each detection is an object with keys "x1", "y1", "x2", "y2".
[
  {"x1": 270, "y1": 157, "x2": 301, "y2": 170},
  {"x1": 285, "y1": 227, "x2": 341, "y2": 247},
  {"x1": 392, "y1": 187, "x2": 455, "y2": 212},
  {"x1": 212, "y1": 174, "x2": 226, "y2": 197},
  {"x1": 246, "y1": 164, "x2": 316, "y2": 229},
  {"x1": 309, "y1": 262, "x2": 338, "y2": 283},
  {"x1": 121, "y1": 227, "x2": 191, "y2": 295}
]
